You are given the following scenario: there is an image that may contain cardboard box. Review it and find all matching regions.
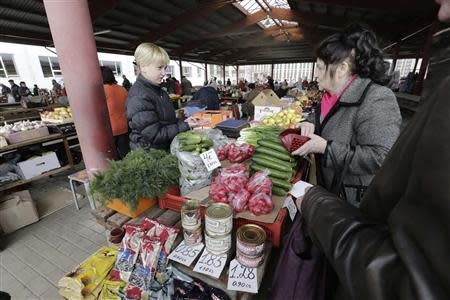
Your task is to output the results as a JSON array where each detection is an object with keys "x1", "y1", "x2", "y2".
[
  {"x1": 192, "y1": 110, "x2": 233, "y2": 128},
  {"x1": 0, "y1": 190, "x2": 39, "y2": 234},
  {"x1": 17, "y1": 151, "x2": 61, "y2": 180},
  {"x1": 252, "y1": 89, "x2": 283, "y2": 121},
  {"x1": 4, "y1": 126, "x2": 49, "y2": 144}
]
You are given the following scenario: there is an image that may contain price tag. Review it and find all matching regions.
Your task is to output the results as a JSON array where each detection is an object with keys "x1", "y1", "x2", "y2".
[
  {"x1": 200, "y1": 149, "x2": 221, "y2": 172},
  {"x1": 227, "y1": 259, "x2": 258, "y2": 293},
  {"x1": 193, "y1": 248, "x2": 227, "y2": 279},
  {"x1": 168, "y1": 241, "x2": 204, "y2": 266},
  {"x1": 283, "y1": 196, "x2": 297, "y2": 221}
]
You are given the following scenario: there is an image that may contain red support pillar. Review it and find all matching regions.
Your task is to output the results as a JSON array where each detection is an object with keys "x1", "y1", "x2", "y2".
[
  {"x1": 43, "y1": 0, "x2": 116, "y2": 177},
  {"x1": 179, "y1": 59, "x2": 183, "y2": 78},
  {"x1": 236, "y1": 65, "x2": 239, "y2": 85},
  {"x1": 204, "y1": 63, "x2": 208, "y2": 83},
  {"x1": 271, "y1": 63, "x2": 274, "y2": 79},
  {"x1": 311, "y1": 62, "x2": 315, "y2": 81},
  {"x1": 414, "y1": 21, "x2": 439, "y2": 95}
]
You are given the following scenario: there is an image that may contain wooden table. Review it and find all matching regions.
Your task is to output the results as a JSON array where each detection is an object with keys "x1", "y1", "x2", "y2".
[{"x1": 93, "y1": 205, "x2": 273, "y2": 299}]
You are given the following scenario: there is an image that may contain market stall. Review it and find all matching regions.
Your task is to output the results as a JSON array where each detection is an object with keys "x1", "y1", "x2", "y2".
[{"x1": 64, "y1": 91, "x2": 314, "y2": 299}]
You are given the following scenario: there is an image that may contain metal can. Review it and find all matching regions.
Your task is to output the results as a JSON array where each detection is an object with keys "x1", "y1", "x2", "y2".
[
  {"x1": 236, "y1": 224, "x2": 266, "y2": 257},
  {"x1": 183, "y1": 221, "x2": 202, "y2": 246},
  {"x1": 236, "y1": 249, "x2": 264, "y2": 268},
  {"x1": 205, "y1": 230, "x2": 231, "y2": 255},
  {"x1": 205, "y1": 203, "x2": 233, "y2": 236},
  {"x1": 181, "y1": 200, "x2": 201, "y2": 227}
]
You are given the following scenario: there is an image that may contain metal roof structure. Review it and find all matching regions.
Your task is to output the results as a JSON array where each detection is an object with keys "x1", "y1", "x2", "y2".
[{"x1": 0, "y1": 0, "x2": 444, "y2": 65}]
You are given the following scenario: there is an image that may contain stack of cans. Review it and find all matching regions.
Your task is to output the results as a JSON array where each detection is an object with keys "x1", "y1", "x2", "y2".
[
  {"x1": 181, "y1": 200, "x2": 202, "y2": 246},
  {"x1": 205, "y1": 203, "x2": 233, "y2": 255},
  {"x1": 236, "y1": 224, "x2": 266, "y2": 268}
]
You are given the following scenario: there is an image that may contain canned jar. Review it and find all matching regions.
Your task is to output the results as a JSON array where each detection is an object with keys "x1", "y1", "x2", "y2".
[
  {"x1": 205, "y1": 203, "x2": 233, "y2": 236},
  {"x1": 205, "y1": 230, "x2": 231, "y2": 255},
  {"x1": 181, "y1": 200, "x2": 201, "y2": 227},
  {"x1": 236, "y1": 224, "x2": 266, "y2": 257},
  {"x1": 183, "y1": 221, "x2": 202, "y2": 246},
  {"x1": 236, "y1": 249, "x2": 265, "y2": 268}
]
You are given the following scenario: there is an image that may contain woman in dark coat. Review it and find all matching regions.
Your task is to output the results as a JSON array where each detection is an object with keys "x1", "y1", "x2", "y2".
[
  {"x1": 291, "y1": 4, "x2": 450, "y2": 299},
  {"x1": 293, "y1": 24, "x2": 401, "y2": 206},
  {"x1": 126, "y1": 43, "x2": 190, "y2": 151}
]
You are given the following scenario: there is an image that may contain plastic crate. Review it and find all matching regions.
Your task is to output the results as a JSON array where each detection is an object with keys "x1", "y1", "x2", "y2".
[
  {"x1": 234, "y1": 208, "x2": 287, "y2": 247},
  {"x1": 159, "y1": 190, "x2": 288, "y2": 247}
]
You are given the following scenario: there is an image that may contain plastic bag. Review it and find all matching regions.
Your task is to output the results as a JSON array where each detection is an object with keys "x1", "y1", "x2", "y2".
[
  {"x1": 230, "y1": 189, "x2": 251, "y2": 213},
  {"x1": 247, "y1": 170, "x2": 272, "y2": 194},
  {"x1": 217, "y1": 143, "x2": 254, "y2": 163},
  {"x1": 170, "y1": 129, "x2": 228, "y2": 196},
  {"x1": 209, "y1": 164, "x2": 248, "y2": 204},
  {"x1": 248, "y1": 192, "x2": 274, "y2": 216}
]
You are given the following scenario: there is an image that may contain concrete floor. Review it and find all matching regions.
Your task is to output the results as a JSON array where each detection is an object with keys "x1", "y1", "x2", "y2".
[{"x1": 0, "y1": 173, "x2": 108, "y2": 300}]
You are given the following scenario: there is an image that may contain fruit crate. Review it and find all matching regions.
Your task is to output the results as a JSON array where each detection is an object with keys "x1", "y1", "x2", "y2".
[{"x1": 158, "y1": 190, "x2": 288, "y2": 247}]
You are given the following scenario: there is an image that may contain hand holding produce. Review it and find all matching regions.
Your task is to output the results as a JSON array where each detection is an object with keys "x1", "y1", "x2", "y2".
[
  {"x1": 178, "y1": 131, "x2": 213, "y2": 154},
  {"x1": 297, "y1": 122, "x2": 315, "y2": 136},
  {"x1": 262, "y1": 109, "x2": 303, "y2": 128}
]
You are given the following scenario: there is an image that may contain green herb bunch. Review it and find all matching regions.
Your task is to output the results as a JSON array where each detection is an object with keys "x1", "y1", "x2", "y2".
[{"x1": 89, "y1": 149, "x2": 180, "y2": 211}]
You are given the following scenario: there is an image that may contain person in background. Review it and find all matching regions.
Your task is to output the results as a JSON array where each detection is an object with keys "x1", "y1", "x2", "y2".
[
  {"x1": 101, "y1": 66, "x2": 130, "y2": 159},
  {"x1": 190, "y1": 86, "x2": 220, "y2": 110},
  {"x1": 18, "y1": 81, "x2": 32, "y2": 97},
  {"x1": 122, "y1": 75, "x2": 132, "y2": 91},
  {"x1": 8, "y1": 80, "x2": 20, "y2": 102},
  {"x1": 279, "y1": 2, "x2": 450, "y2": 299},
  {"x1": 267, "y1": 75, "x2": 275, "y2": 90},
  {"x1": 126, "y1": 43, "x2": 192, "y2": 151},
  {"x1": 52, "y1": 79, "x2": 62, "y2": 95},
  {"x1": 238, "y1": 79, "x2": 246, "y2": 91},
  {"x1": 209, "y1": 77, "x2": 218, "y2": 90},
  {"x1": 241, "y1": 83, "x2": 261, "y2": 119},
  {"x1": 166, "y1": 74, "x2": 176, "y2": 94},
  {"x1": 33, "y1": 84, "x2": 39, "y2": 96},
  {"x1": 226, "y1": 78, "x2": 231, "y2": 86},
  {"x1": 181, "y1": 75, "x2": 193, "y2": 95},
  {"x1": 293, "y1": 24, "x2": 401, "y2": 206},
  {"x1": 174, "y1": 77, "x2": 182, "y2": 95},
  {"x1": 0, "y1": 83, "x2": 11, "y2": 96}
]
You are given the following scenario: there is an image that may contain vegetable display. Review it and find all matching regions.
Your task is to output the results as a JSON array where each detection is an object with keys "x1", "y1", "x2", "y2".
[
  {"x1": 178, "y1": 131, "x2": 213, "y2": 154},
  {"x1": 209, "y1": 164, "x2": 274, "y2": 215},
  {"x1": 0, "y1": 120, "x2": 46, "y2": 135},
  {"x1": 250, "y1": 136, "x2": 298, "y2": 196},
  {"x1": 89, "y1": 150, "x2": 180, "y2": 210},
  {"x1": 217, "y1": 143, "x2": 254, "y2": 163},
  {"x1": 237, "y1": 125, "x2": 283, "y2": 147},
  {"x1": 261, "y1": 109, "x2": 303, "y2": 128}
]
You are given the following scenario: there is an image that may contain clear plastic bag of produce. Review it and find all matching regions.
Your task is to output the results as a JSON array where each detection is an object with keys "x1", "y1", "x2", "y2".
[
  {"x1": 247, "y1": 170, "x2": 272, "y2": 194},
  {"x1": 170, "y1": 129, "x2": 228, "y2": 196},
  {"x1": 209, "y1": 164, "x2": 249, "y2": 204},
  {"x1": 248, "y1": 192, "x2": 274, "y2": 216},
  {"x1": 229, "y1": 189, "x2": 251, "y2": 213},
  {"x1": 218, "y1": 143, "x2": 254, "y2": 163}
]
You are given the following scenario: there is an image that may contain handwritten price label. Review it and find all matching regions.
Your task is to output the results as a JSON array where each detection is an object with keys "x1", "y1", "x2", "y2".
[
  {"x1": 168, "y1": 241, "x2": 204, "y2": 266},
  {"x1": 227, "y1": 259, "x2": 258, "y2": 293},
  {"x1": 200, "y1": 149, "x2": 221, "y2": 172},
  {"x1": 193, "y1": 248, "x2": 227, "y2": 279},
  {"x1": 283, "y1": 196, "x2": 297, "y2": 221}
]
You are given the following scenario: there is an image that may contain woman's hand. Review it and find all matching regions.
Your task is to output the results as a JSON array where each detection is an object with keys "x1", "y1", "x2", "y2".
[
  {"x1": 292, "y1": 133, "x2": 327, "y2": 156},
  {"x1": 296, "y1": 122, "x2": 315, "y2": 136},
  {"x1": 186, "y1": 116, "x2": 208, "y2": 128}
]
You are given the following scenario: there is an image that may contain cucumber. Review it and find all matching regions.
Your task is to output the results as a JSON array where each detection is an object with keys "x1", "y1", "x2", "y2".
[
  {"x1": 179, "y1": 144, "x2": 198, "y2": 151},
  {"x1": 252, "y1": 157, "x2": 292, "y2": 172},
  {"x1": 252, "y1": 154, "x2": 294, "y2": 169},
  {"x1": 270, "y1": 177, "x2": 292, "y2": 190},
  {"x1": 255, "y1": 146, "x2": 292, "y2": 161},
  {"x1": 263, "y1": 136, "x2": 283, "y2": 144},
  {"x1": 250, "y1": 163, "x2": 291, "y2": 180},
  {"x1": 257, "y1": 140, "x2": 289, "y2": 154},
  {"x1": 272, "y1": 186, "x2": 289, "y2": 196},
  {"x1": 181, "y1": 135, "x2": 202, "y2": 145}
]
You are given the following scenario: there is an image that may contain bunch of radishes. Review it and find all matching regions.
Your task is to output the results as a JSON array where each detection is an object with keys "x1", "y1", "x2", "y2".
[
  {"x1": 209, "y1": 164, "x2": 274, "y2": 215},
  {"x1": 217, "y1": 143, "x2": 254, "y2": 163}
]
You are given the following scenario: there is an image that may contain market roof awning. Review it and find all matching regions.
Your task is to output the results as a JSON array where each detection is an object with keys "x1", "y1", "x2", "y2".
[{"x1": 0, "y1": 0, "x2": 443, "y2": 65}]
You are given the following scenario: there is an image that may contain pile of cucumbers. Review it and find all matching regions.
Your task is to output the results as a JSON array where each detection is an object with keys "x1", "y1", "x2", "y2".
[
  {"x1": 178, "y1": 131, "x2": 214, "y2": 154},
  {"x1": 250, "y1": 138, "x2": 297, "y2": 196}
]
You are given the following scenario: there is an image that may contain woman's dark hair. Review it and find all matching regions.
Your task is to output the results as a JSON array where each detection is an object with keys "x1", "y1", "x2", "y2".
[
  {"x1": 100, "y1": 66, "x2": 117, "y2": 84},
  {"x1": 315, "y1": 23, "x2": 390, "y2": 85}
]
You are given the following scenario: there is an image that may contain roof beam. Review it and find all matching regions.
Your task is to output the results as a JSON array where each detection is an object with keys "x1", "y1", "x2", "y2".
[
  {"x1": 296, "y1": 0, "x2": 435, "y2": 14},
  {"x1": 89, "y1": 0, "x2": 121, "y2": 21},
  {"x1": 131, "y1": 0, "x2": 233, "y2": 48}
]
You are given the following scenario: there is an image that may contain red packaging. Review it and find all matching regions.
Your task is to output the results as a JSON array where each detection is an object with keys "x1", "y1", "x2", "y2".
[
  {"x1": 247, "y1": 171, "x2": 272, "y2": 195},
  {"x1": 279, "y1": 128, "x2": 311, "y2": 152},
  {"x1": 230, "y1": 189, "x2": 251, "y2": 213},
  {"x1": 248, "y1": 192, "x2": 274, "y2": 216}
]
